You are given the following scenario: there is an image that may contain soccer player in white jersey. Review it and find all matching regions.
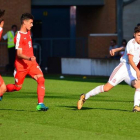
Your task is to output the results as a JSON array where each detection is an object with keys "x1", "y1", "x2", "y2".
[{"x1": 77, "y1": 26, "x2": 140, "y2": 112}]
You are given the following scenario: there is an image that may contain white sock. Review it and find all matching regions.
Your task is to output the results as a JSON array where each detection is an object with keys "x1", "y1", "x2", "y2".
[
  {"x1": 134, "y1": 89, "x2": 140, "y2": 106},
  {"x1": 85, "y1": 85, "x2": 104, "y2": 100}
]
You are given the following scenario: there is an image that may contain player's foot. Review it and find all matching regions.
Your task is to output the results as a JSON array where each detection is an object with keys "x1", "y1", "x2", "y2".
[
  {"x1": 77, "y1": 94, "x2": 86, "y2": 110},
  {"x1": 0, "y1": 96, "x2": 3, "y2": 101},
  {"x1": 36, "y1": 103, "x2": 49, "y2": 111},
  {"x1": 133, "y1": 105, "x2": 140, "y2": 112}
]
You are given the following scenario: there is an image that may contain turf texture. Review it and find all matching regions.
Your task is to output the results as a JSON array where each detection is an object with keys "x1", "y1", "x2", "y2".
[{"x1": 0, "y1": 75, "x2": 139, "y2": 140}]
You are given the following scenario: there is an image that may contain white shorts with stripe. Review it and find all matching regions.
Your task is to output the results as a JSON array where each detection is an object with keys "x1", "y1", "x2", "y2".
[{"x1": 108, "y1": 62, "x2": 137, "y2": 86}]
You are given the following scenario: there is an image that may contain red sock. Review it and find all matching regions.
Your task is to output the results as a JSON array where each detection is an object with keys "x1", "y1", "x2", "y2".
[
  {"x1": 37, "y1": 77, "x2": 45, "y2": 103},
  {"x1": 6, "y1": 84, "x2": 21, "y2": 92}
]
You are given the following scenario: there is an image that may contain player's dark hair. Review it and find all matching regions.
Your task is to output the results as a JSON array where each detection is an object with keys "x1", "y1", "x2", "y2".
[
  {"x1": 0, "y1": 9, "x2": 5, "y2": 23},
  {"x1": 20, "y1": 13, "x2": 34, "y2": 24},
  {"x1": 137, "y1": 23, "x2": 140, "y2": 26},
  {"x1": 134, "y1": 26, "x2": 140, "y2": 33}
]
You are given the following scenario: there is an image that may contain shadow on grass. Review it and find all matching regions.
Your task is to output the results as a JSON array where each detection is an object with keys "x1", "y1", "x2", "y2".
[
  {"x1": 58, "y1": 105, "x2": 93, "y2": 110},
  {"x1": 3, "y1": 74, "x2": 128, "y2": 85},
  {"x1": 0, "y1": 108, "x2": 36, "y2": 112},
  {"x1": 5, "y1": 93, "x2": 133, "y2": 104},
  {"x1": 59, "y1": 105, "x2": 132, "y2": 112}
]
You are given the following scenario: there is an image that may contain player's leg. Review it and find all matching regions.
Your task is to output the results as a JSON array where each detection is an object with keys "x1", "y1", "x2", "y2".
[
  {"x1": 77, "y1": 63, "x2": 125, "y2": 110},
  {"x1": 0, "y1": 76, "x2": 6, "y2": 100},
  {"x1": 85, "y1": 82, "x2": 114, "y2": 100},
  {"x1": 77, "y1": 82, "x2": 114, "y2": 110},
  {"x1": 124, "y1": 64, "x2": 140, "y2": 112},
  {"x1": 131, "y1": 80, "x2": 140, "y2": 112},
  {"x1": 29, "y1": 64, "x2": 48, "y2": 111},
  {"x1": 6, "y1": 69, "x2": 26, "y2": 92}
]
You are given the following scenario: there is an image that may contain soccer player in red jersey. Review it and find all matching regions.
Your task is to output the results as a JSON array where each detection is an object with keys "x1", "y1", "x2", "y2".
[
  {"x1": 6, "y1": 13, "x2": 48, "y2": 111},
  {"x1": 0, "y1": 10, "x2": 6, "y2": 100}
]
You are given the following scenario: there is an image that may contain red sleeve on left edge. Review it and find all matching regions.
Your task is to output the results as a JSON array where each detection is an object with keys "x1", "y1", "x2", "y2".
[{"x1": 0, "y1": 29, "x2": 3, "y2": 41}]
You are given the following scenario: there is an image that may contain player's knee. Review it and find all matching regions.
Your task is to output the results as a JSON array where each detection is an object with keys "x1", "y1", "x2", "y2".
[
  {"x1": 15, "y1": 86, "x2": 22, "y2": 91},
  {"x1": 37, "y1": 77, "x2": 45, "y2": 85},
  {"x1": 132, "y1": 80, "x2": 140, "y2": 88}
]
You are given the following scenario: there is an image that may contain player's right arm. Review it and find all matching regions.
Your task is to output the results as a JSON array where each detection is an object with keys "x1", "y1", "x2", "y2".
[
  {"x1": 16, "y1": 32, "x2": 36, "y2": 61},
  {"x1": 127, "y1": 41, "x2": 140, "y2": 80},
  {"x1": 110, "y1": 47, "x2": 125, "y2": 56},
  {"x1": 128, "y1": 54, "x2": 140, "y2": 80},
  {"x1": 16, "y1": 49, "x2": 36, "y2": 61}
]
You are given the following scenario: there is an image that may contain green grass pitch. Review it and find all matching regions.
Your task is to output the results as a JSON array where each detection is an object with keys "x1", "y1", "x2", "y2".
[{"x1": 0, "y1": 75, "x2": 140, "y2": 140}]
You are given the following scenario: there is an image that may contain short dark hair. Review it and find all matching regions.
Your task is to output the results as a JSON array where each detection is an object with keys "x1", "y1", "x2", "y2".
[
  {"x1": 137, "y1": 23, "x2": 140, "y2": 26},
  {"x1": 134, "y1": 26, "x2": 140, "y2": 33},
  {"x1": 111, "y1": 39, "x2": 116, "y2": 44},
  {"x1": 20, "y1": 13, "x2": 34, "y2": 24},
  {"x1": 11, "y1": 25, "x2": 17, "y2": 29},
  {"x1": 122, "y1": 39, "x2": 127, "y2": 44},
  {"x1": 0, "y1": 9, "x2": 5, "y2": 23}
]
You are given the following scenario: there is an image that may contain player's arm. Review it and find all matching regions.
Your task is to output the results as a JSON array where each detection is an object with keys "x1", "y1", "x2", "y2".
[
  {"x1": 110, "y1": 47, "x2": 125, "y2": 56},
  {"x1": 128, "y1": 54, "x2": 140, "y2": 80},
  {"x1": 17, "y1": 48, "x2": 36, "y2": 61},
  {"x1": 0, "y1": 21, "x2": 4, "y2": 40},
  {"x1": 0, "y1": 10, "x2": 5, "y2": 40}
]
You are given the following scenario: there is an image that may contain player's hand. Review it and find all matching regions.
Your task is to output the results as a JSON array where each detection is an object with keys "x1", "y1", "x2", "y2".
[
  {"x1": 0, "y1": 20, "x2": 4, "y2": 28},
  {"x1": 110, "y1": 49, "x2": 116, "y2": 56},
  {"x1": 30, "y1": 56, "x2": 36, "y2": 61},
  {"x1": 136, "y1": 70, "x2": 140, "y2": 80}
]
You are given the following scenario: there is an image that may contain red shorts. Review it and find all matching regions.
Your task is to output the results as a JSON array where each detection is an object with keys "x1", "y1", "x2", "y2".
[
  {"x1": 14, "y1": 63, "x2": 43, "y2": 85},
  {"x1": 0, "y1": 75, "x2": 4, "y2": 86}
]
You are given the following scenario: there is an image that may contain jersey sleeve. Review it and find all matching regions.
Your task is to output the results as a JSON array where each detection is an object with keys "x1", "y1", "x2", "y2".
[
  {"x1": 15, "y1": 32, "x2": 23, "y2": 49},
  {"x1": 0, "y1": 27, "x2": 3, "y2": 41},
  {"x1": 126, "y1": 40, "x2": 135, "y2": 56}
]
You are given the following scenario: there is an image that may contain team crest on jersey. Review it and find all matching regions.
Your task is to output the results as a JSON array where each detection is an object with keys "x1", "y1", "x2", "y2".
[{"x1": 28, "y1": 41, "x2": 32, "y2": 48}]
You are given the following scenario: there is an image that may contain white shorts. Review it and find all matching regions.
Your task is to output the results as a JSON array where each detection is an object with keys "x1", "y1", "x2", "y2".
[{"x1": 108, "y1": 62, "x2": 137, "y2": 86}]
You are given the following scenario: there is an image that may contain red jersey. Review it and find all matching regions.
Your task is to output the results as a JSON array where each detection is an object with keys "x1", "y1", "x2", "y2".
[
  {"x1": 0, "y1": 27, "x2": 3, "y2": 40},
  {"x1": 14, "y1": 31, "x2": 36, "y2": 70}
]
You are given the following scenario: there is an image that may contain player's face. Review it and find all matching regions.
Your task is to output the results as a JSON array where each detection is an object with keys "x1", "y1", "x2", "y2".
[
  {"x1": 134, "y1": 32, "x2": 140, "y2": 44},
  {"x1": 24, "y1": 19, "x2": 33, "y2": 31}
]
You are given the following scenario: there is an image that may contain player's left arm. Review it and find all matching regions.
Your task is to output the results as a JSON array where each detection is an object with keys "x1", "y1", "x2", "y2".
[{"x1": 16, "y1": 48, "x2": 36, "y2": 61}]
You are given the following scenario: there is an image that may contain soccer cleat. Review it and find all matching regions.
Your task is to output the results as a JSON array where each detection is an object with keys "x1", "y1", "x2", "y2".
[
  {"x1": 133, "y1": 105, "x2": 140, "y2": 112},
  {"x1": 77, "y1": 94, "x2": 86, "y2": 110},
  {"x1": 36, "y1": 103, "x2": 49, "y2": 111},
  {"x1": 0, "y1": 96, "x2": 3, "y2": 101}
]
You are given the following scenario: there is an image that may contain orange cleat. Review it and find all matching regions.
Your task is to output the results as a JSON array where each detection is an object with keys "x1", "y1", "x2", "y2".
[{"x1": 77, "y1": 94, "x2": 86, "y2": 110}]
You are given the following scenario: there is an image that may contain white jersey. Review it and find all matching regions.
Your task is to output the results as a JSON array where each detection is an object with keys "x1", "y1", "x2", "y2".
[{"x1": 120, "y1": 38, "x2": 140, "y2": 66}]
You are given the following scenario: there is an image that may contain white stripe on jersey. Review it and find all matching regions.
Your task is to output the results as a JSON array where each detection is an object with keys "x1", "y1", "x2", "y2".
[
  {"x1": 15, "y1": 31, "x2": 21, "y2": 50},
  {"x1": 0, "y1": 27, "x2": 2, "y2": 32}
]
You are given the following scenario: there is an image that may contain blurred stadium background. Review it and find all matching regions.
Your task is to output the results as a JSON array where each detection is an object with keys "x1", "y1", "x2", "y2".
[{"x1": 0, "y1": 0, "x2": 139, "y2": 76}]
